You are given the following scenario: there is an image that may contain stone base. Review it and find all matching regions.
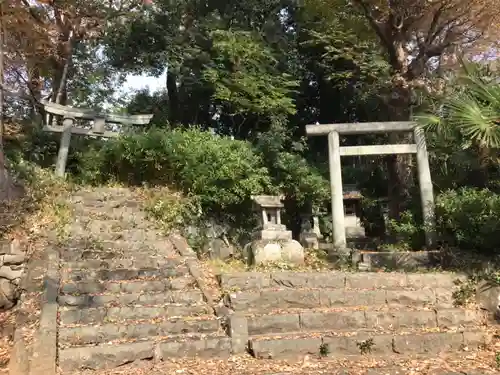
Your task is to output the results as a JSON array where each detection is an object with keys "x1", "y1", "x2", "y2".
[
  {"x1": 247, "y1": 240, "x2": 304, "y2": 266},
  {"x1": 252, "y1": 229, "x2": 292, "y2": 241},
  {"x1": 346, "y1": 226, "x2": 365, "y2": 238}
]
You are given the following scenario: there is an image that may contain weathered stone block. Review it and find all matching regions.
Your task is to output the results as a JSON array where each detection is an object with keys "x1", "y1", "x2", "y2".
[
  {"x1": 249, "y1": 240, "x2": 304, "y2": 266},
  {"x1": 249, "y1": 337, "x2": 322, "y2": 359},
  {"x1": 300, "y1": 311, "x2": 366, "y2": 331},
  {"x1": 343, "y1": 290, "x2": 387, "y2": 306},
  {"x1": 434, "y1": 288, "x2": 454, "y2": 308},
  {"x1": 392, "y1": 332, "x2": 463, "y2": 354},
  {"x1": 206, "y1": 238, "x2": 235, "y2": 261},
  {"x1": 226, "y1": 291, "x2": 262, "y2": 311},
  {"x1": 386, "y1": 289, "x2": 435, "y2": 306},
  {"x1": 60, "y1": 308, "x2": 107, "y2": 325},
  {"x1": 345, "y1": 273, "x2": 408, "y2": 289},
  {"x1": 219, "y1": 272, "x2": 270, "y2": 291},
  {"x1": 251, "y1": 241, "x2": 282, "y2": 264},
  {"x1": 476, "y1": 280, "x2": 500, "y2": 319},
  {"x1": 229, "y1": 314, "x2": 249, "y2": 354},
  {"x1": 0, "y1": 278, "x2": 17, "y2": 309},
  {"x1": 307, "y1": 273, "x2": 346, "y2": 288},
  {"x1": 319, "y1": 289, "x2": 345, "y2": 306},
  {"x1": 158, "y1": 337, "x2": 231, "y2": 358},
  {"x1": 324, "y1": 334, "x2": 394, "y2": 356},
  {"x1": 256, "y1": 229, "x2": 293, "y2": 241},
  {"x1": 462, "y1": 331, "x2": 491, "y2": 348},
  {"x1": 406, "y1": 273, "x2": 465, "y2": 289},
  {"x1": 281, "y1": 241, "x2": 305, "y2": 265},
  {"x1": 365, "y1": 310, "x2": 436, "y2": 330},
  {"x1": 437, "y1": 309, "x2": 479, "y2": 328},
  {"x1": 270, "y1": 272, "x2": 311, "y2": 288},
  {"x1": 1, "y1": 254, "x2": 26, "y2": 265},
  {"x1": 58, "y1": 342, "x2": 155, "y2": 371},
  {"x1": 119, "y1": 280, "x2": 166, "y2": 293},
  {"x1": 0, "y1": 266, "x2": 23, "y2": 280},
  {"x1": 228, "y1": 289, "x2": 322, "y2": 311},
  {"x1": 60, "y1": 319, "x2": 220, "y2": 346},
  {"x1": 266, "y1": 289, "x2": 322, "y2": 310},
  {"x1": 271, "y1": 272, "x2": 345, "y2": 289},
  {"x1": 248, "y1": 314, "x2": 300, "y2": 335}
]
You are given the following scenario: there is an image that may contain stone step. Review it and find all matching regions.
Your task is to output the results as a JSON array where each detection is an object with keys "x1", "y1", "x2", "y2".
[
  {"x1": 67, "y1": 227, "x2": 161, "y2": 242},
  {"x1": 60, "y1": 276, "x2": 195, "y2": 295},
  {"x1": 60, "y1": 265, "x2": 188, "y2": 283},
  {"x1": 59, "y1": 317, "x2": 222, "y2": 346},
  {"x1": 246, "y1": 308, "x2": 480, "y2": 336},
  {"x1": 58, "y1": 335, "x2": 231, "y2": 371},
  {"x1": 226, "y1": 287, "x2": 453, "y2": 312},
  {"x1": 60, "y1": 240, "x2": 175, "y2": 261},
  {"x1": 59, "y1": 304, "x2": 213, "y2": 325},
  {"x1": 70, "y1": 194, "x2": 140, "y2": 207},
  {"x1": 248, "y1": 330, "x2": 489, "y2": 359},
  {"x1": 72, "y1": 206, "x2": 147, "y2": 220},
  {"x1": 73, "y1": 218, "x2": 152, "y2": 231},
  {"x1": 219, "y1": 271, "x2": 466, "y2": 291},
  {"x1": 58, "y1": 290, "x2": 204, "y2": 308},
  {"x1": 63, "y1": 256, "x2": 183, "y2": 271}
]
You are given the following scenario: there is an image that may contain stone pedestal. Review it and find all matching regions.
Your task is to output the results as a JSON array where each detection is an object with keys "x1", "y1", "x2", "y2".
[{"x1": 249, "y1": 239, "x2": 304, "y2": 266}]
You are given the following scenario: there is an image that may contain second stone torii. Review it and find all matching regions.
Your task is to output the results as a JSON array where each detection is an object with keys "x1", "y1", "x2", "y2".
[{"x1": 305, "y1": 121, "x2": 436, "y2": 252}]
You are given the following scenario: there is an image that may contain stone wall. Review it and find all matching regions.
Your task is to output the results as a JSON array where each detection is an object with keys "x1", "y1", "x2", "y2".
[{"x1": 0, "y1": 239, "x2": 26, "y2": 309}]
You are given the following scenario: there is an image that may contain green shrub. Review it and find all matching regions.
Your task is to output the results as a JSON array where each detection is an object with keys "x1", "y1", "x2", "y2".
[
  {"x1": 380, "y1": 210, "x2": 423, "y2": 251},
  {"x1": 436, "y1": 187, "x2": 500, "y2": 253},
  {"x1": 77, "y1": 128, "x2": 272, "y2": 223}
]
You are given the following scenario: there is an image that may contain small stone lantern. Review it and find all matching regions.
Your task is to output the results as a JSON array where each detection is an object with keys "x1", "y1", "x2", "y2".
[
  {"x1": 251, "y1": 195, "x2": 291, "y2": 240},
  {"x1": 245, "y1": 195, "x2": 304, "y2": 266}
]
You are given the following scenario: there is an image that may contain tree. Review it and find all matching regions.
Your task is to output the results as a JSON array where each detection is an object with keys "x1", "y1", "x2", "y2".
[
  {"x1": 419, "y1": 62, "x2": 500, "y2": 187},
  {"x1": 312, "y1": 0, "x2": 500, "y2": 219}
]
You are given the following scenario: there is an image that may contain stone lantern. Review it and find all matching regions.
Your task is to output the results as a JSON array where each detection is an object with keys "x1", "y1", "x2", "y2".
[
  {"x1": 245, "y1": 195, "x2": 304, "y2": 266},
  {"x1": 252, "y1": 195, "x2": 291, "y2": 240}
]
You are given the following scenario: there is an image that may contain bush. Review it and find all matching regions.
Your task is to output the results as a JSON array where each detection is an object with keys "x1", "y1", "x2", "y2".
[
  {"x1": 77, "y1": 128, "x2": 272, "y2": 224},
  {"x1": 436, "y1": 187, "x2": 500, "y2": 253}
]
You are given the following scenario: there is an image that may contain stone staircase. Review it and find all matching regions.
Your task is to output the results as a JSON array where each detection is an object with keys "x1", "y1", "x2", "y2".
[
  {"x1": 43, "y1": 186, "x2": 496, "y2": 374},
  {"x1": 220, "y1": 271, "x2": 494, "y2": 360},
  {"x1": 56, "y1": 188, "x2": 230, "y2": 371}
]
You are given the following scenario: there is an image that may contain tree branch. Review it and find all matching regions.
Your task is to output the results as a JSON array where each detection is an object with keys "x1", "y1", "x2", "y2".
[{"x1": 352, "y1": 0, "x2": 393, "y2": 51}]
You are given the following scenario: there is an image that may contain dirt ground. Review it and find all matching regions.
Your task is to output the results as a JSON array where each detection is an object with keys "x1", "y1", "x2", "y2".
[{"x1": 68, "y1": 345, "x2": 500, "y2": 375}]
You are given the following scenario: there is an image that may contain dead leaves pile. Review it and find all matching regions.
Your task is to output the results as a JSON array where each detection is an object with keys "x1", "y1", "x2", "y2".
[{"x1": 70, "y1": 344, "x2": 500, "y2": 375}]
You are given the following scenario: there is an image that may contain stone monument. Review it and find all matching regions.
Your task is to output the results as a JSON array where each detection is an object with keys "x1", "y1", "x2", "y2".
[{"x1": 246, "y1": 195, "x2": 304, "y2": 265}]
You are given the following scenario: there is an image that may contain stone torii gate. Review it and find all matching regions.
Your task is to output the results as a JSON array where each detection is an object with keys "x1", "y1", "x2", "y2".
[
  {"x1": 305, "y1": 121, "x2": 435, "y2": 251},
  {"x1": 42, "y1": 101, "x2": 153, "y2": 177}
]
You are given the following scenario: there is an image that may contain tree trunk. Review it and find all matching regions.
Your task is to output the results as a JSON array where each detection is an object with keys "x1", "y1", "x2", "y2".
[
  {"x1": 385, "y1": 79, "x2": 413, "y2": 223},
  {"x1": 54, "y1": 38, "x2": 73, "y2": 106},
  {"x1": 166, "y1": 70, "x2": 179, "y2": 125},
  {"x1": 48, "y1": 32, "x2": 75, "y2": 125},
  {"x1": 0, "y1": 3, "x2": 20, "y2": 202}
]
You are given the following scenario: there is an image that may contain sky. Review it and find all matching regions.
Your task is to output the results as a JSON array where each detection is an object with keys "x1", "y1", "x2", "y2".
[{"x1": 120, "y1": 70, "x2": 167, "y2": 94}]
